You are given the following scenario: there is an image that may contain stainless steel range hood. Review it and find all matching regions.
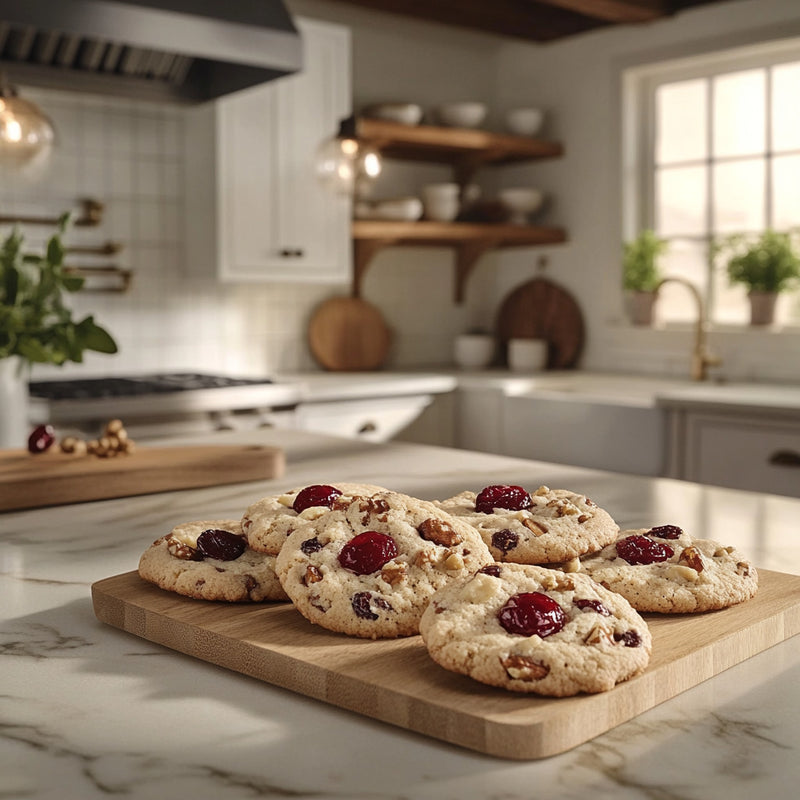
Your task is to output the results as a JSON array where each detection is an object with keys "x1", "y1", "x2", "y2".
[{"x1": 0, "y1": 0, "x2": 303, "y2": 103}]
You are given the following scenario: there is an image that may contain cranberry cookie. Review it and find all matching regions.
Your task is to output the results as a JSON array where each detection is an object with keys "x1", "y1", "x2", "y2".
[
  {"x1": 420, "y1": 563, "x2": 651, "y2": 696},
  {"x1": 138, "y1": 520, "x2": 287, "y2": 602},
  {"x1": 275, "y1": 491, "x2": 495, "y2": 639},
  {"x1": 436, "y1": 484, "x2": 619, "y2": 564},
  {"x1": 578, "y1": 525, "x2": 759, "y2": 613},
  {"x1": 242, "y1": 482, "x2": 388, "y2": 555}
]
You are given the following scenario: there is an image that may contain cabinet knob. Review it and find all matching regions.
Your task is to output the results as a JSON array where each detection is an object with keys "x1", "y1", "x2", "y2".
[
  {"x1": 768, "y1": 449, "x2": 800, "y2": 468},
  {"x1": 279, "y1": 248, "x2": 304, "y2": 257},
  {"x1": 358, "y1": 421, "x2": 378, "y2": 435}
]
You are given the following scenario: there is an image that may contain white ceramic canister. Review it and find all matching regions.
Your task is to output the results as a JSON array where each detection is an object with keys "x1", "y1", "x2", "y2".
[
  {"x1": 507, "y1": 338, "x2": 548, "y2": 372},
  {"x1": 422, "y1": 183, "x2": 460, "y2": 222}
]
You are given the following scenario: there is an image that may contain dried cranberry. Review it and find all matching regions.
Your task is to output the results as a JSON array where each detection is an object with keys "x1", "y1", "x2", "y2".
[
  {"x1": 647, "y1": 524, "x2": 683, "y2": 540},
  {"x1": 475, "y1": 485, "x2": 532, "y2": 514},
  {"x1": 491, "y1": 529, "x2": 519, "y2": 554},
  {"x1": 196, "y1": 529, "x2": 247, "y2": 561},
  {"x1": 351, "y1": 591, "x2": 378, "y2": 620},
  {"x1": 615, "y1": 630, "x2": 642, "y2": 647},
  {"x1": 479, "y1": 565, "x2": 502, "y2": 577},
  {"x1": 574, "y1": 598, "x2": 611, "y2": 616},
  {"x1": 27, "y1": 424, "x2": 56, "y2": 454},
  {"x1": 616, "y1": 534, "x2": 674, "y2": 565},
  {"x1": 498, "y1": 592, "x2": 566, "y2": 638},
  {"x1": 300, "y1": 537, "x2": 323, "y2": 555},
  {"x1": 338, "y1": 531, "x2": 398, "y2": 575},
  {"x1": 293, "y1": 484, "x2": 342, "y2": 513}
]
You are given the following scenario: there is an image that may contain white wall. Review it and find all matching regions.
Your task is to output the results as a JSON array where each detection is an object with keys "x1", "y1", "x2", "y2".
[{"x1": 3, "y1": 0, "x2": 800, "y2": 382}]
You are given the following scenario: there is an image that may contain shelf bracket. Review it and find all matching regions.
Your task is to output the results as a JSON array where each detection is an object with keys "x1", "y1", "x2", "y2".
[
  {"x1": 353, "y1": 238, "x2": 395, "y2": 298},
  {"x1": 454, "y1": 240, "x2": 496, "y2": 304}
]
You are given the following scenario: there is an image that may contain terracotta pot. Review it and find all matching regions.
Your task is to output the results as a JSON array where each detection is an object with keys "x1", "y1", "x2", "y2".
[
  {"x1": 748, "y1": 291, "x2": 778, "y2": 326},
  {"x1": 629, "y1": 291, "x2": 658, "y2": 326}
]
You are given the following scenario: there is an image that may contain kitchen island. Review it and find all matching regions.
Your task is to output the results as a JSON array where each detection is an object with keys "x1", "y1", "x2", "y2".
[{"x1": 2, "y1": 428, "x2": 799, "y2": 799}]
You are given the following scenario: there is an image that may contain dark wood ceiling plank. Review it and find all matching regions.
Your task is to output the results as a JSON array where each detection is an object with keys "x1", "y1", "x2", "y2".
[{"x1": 526, "y1": 0, "x2": 666, "y2": 22}]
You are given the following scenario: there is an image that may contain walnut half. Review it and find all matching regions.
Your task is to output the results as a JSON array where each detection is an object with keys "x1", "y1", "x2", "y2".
[{"x1": 500, "y1": 654, "x2": 550, "y2": 681}]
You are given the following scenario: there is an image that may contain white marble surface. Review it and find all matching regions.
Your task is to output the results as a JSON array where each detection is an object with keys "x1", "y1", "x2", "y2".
[{"x1": 2, "y1": 428, "x2": 800, "y2": 799}]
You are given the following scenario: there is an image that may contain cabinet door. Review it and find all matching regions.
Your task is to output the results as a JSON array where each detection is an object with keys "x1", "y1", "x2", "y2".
[{"x1": 216, "y1": 17, "x2": 351, "y2": 282}]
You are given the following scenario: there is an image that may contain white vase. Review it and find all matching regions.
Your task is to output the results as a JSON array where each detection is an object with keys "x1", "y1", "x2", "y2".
[{"x1": 0, "y1": 356, "x2": 30, "y2": 449}]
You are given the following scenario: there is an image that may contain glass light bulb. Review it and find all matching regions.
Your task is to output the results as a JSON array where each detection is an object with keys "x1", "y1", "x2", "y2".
[{"x1": 0, "y1": 92, "x2": 55, "y2": 166}]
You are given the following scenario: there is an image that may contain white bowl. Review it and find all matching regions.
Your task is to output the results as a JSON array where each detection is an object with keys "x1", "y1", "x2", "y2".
[
  {"x1": 436, "y1": 102, "x2": 487, "y2": 129},
  {"x1": 505, "y1": 107, "x2": 545, "y2": 137},
  {"x1": 454, "y1": 333, "x2": 495, "y2": 369},
  {"x1": 498, "y1": 188, "x2": 544, "y2": 224},
  {"x1": 422, "y1": 183, "x2": 460, "y2": 222},
  {"x1": 363, "y1": 103, "x2": 424, "y2": 126}
]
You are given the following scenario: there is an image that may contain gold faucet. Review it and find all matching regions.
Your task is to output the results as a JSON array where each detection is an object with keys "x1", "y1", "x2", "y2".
[{"x1": 655, "y1": 277, "x2": 722, "y2": 381}]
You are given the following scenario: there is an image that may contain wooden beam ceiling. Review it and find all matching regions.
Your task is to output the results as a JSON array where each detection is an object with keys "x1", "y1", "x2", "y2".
[{"x1": 322, "y1": 0, "x2": 739, "y2": 42}]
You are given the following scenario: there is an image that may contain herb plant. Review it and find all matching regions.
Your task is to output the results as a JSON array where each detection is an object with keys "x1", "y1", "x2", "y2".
[
  {"x1": 0, "y1": 214, "x2": 117, "y2": 365},
  {"x1": 717, "y1": 229, "x2": 800, "y2": 294},
  {"x1": 622, "y1": 229, "x2": 668, "y2": 292}
]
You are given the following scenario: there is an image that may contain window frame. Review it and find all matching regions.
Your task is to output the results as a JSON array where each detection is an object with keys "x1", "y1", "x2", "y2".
[{"x1": 623, "y1": 36, "x2": 800, "y2": 326}]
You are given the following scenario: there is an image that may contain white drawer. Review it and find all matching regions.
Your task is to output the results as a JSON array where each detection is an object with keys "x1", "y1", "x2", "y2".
[{"x1": 684, "y1": 414, "x2": 800, "y2": 498}]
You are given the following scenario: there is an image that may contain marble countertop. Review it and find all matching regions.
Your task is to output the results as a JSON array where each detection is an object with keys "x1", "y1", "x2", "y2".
[{"x1": 3, "y1": 429, "x2": 800, "y2": 799}]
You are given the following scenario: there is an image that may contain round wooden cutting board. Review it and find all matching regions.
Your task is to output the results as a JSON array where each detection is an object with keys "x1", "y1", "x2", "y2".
[
  {"x1": 495, "y1": 277, "x2": 585, "y2": 369},
  {"x1": 308, "y1": 296, "x2": 392, "y2": 371}
]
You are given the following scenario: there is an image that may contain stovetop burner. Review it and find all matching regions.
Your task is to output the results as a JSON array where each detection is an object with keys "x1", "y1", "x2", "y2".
[{"x1": 29, "y1": 373, "x2": 274, "y2": 401}]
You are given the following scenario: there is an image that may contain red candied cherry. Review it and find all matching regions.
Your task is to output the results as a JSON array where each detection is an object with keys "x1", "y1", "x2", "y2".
[
  {"x1": 574, "y1": 598, "x2": 611, "y2": 616},
  {"x1": 498, "y1": 592, "x2": 566, "y2": 638},
  {"x1": 27, "y1": 424, "x2": 56, "y2": 454},
  {"x1": 196, "y1": 529, "x2": 247, "y2": 561},
  {"x1": 616, "y1": 534, "x2": 674, "y2": 565},
  {"x1": 338, "y1": 531, "x2": 398, "y2": 575},
  {"x1": 293, "y1": 484, "x2": 342, "y2": 513},
  {"x1": 475, "y1": 484, "x2": 532, "y2": 514},
  {"x1": 647, "y1": 524, "x2": 683, "y2": 540}
]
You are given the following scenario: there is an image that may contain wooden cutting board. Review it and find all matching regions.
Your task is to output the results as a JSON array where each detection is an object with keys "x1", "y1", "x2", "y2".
[
  {"x1": 496, "y1": 277, "x2": 585, "y2": 369},
  {"x1": 0, "y1": 445, "x2": 284, "y2": 512},
  {"x1": 308, "y1": 296, "x2": 391, "y2": 371},
  {"x1": 92, "y1": 568, "x2": 800, "y2": 760}
]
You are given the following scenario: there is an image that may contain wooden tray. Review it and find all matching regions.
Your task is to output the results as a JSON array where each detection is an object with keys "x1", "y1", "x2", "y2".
[
  {"x1": 92, "y1": 569, "x2": 800, "y2": 760},
  {"x1": 0, "y1": 445, "x2": 284, "y2": 512}
]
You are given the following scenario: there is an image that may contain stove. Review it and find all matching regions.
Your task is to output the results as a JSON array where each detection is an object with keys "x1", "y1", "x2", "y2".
[{"x1": 29, "y1": 373, "x2": 303, "y2": 439}]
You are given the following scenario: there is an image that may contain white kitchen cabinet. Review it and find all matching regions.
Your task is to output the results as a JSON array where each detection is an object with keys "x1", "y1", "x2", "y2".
[
  {"x1": 186, "y1": 17, "x2": 352, "y2": 283},
  {"x1": 668, "y1": 410, "x2": 800, "y2": 498}
]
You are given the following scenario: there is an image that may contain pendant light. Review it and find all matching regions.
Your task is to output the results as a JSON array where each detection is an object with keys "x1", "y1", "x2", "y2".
[
  {"x1": 0, "y1": 73, "x2": 56, "y2": 167},
  {"x1": 316, "y1": 114, "x2": 381, "y2": 197}
]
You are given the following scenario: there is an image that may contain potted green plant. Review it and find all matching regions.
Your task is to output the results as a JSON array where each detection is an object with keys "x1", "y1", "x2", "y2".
[
  {"x1": 0, "y1": 213, "x2": 118, "y2": 448},
  {"x1": 716, "y1": 228, "x2": 800, "y2": 326},
  {"x1": 622, "y1": 229, "x2": 668, "y2": 325}
]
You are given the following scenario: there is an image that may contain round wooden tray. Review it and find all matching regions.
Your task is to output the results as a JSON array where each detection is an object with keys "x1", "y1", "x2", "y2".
[
  {"x1": 308, "y1": 296, "x2": 392, "y2": 371},
  {"x1": 495, "y1": 277, "x2": 585, "y2": 369}
]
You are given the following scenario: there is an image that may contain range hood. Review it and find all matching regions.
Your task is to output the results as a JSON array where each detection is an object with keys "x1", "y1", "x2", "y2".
[{"x1": 0, "y1": 0, "x2": 303, "y2": 103}]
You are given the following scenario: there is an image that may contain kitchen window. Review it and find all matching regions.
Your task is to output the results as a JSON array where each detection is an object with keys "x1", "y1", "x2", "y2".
[{"x1": 624, "y1": 37, "x2": 800, "y2": 326}]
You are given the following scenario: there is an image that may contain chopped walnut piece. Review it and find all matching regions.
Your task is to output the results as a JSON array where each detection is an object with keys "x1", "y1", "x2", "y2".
[
  {"x1": 381, "y1": 561, "x2": 407, "y2": 586},
  {"x1": 737, "y1": 561, "x2": 751, "y2": 577},
  {"x1": 500, "y1": 654, "x2": 550, "y2": 681},
  {"x1": 560, "y1": 557, "x2": 581, "y2": 573},
  {"x1": 522, "y1": 518, "x2": 549, "y2": 536},
  {"x1": 577, "y1": 514, "x2": 591, "y2": 524},
  {"x1": 680, "y1": 546, "x2": 705, "y2": 573},
  {"x1": 584, "y1": 624, "x2": 615, "y2": 646},
  {"x1": 414, "y1": 550, "x2": 437, "y2": 568},
  {"x1": 442, "y1": 551, "x2": 465, "y2": 571},
  {"x1": 534, "y1": 486, "x2": 550, "y2": 496},
  {"x1": 303, "y1": 565, "x2": 324, "y2": 585},
  {"x1": 166, "y1": 535, "x2": 201, "y2": 561},
  {"x1": 418, "y1": 517, "x2": 463, "y2": 547}
]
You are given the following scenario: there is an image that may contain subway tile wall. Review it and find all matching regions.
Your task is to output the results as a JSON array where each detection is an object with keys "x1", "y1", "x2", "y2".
[{"x1": 0, "y1": 87, "x2": 337, "y2": 381}]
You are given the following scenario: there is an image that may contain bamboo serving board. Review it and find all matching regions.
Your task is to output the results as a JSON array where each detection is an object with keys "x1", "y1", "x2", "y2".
[
  {"x1": 92, "y1": 568, "x2": 800, "y2": 760},
  {"x1": 0, "y1": 445, "x2": 284, "y2": 512}
]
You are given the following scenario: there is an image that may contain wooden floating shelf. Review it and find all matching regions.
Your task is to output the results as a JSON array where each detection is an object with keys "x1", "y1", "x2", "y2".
[
  {"x1": 356, "y1": 118, "x2": 563, "y2": 173},
  {"x1": 352, "y1": 220, "x2": 567, "y2": 304}
]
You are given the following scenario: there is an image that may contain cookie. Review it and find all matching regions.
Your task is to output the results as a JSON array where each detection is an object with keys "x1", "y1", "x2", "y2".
[
  {"x1": 436, "y1": 484, "x2": 619, "y2": 564},
  {"x1": 138, "y1": 520, "x2": 287, "y2": 602},
  {"x1": 419, "y1": 562, "x2": 652, "y2": 696},
  {"x1": 242, "y1": 482, "x2": 389, "y2": 555},
  {"x1": 274, "y1": 490, "x2": 495, "y2": 639},
  {"x1": 578, "y1": 525, "x2": 759, "y2": 613}
]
